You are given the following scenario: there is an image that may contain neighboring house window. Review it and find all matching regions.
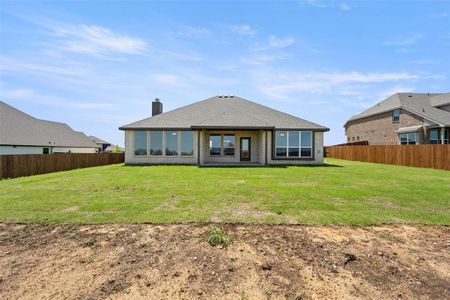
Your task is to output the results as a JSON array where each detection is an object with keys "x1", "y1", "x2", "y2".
[
  {"x1": 445, "y1": 129, "x2": 449, "y2": 144},
  {"x1": 392, "y1": 109, "x2": 400, "y2": 123},
  {"x1": 150, "y1": 131, "x2": 163, "y2": 155},
  {"x1": 209, "y1": 134, "x2": 221, "y2": 155},
  {"x1": 43, "y1": 148, "x2": 50, "y2": 154},
  {"x1": 223, "y1": 135, "x2": 235, "y2": 156},
  {"x1": 165, "y1": 131, "x2": 178, "y2": 156},
  {"x1": 181, "y1": 131, "x2": 194, "y2": 156},
  {"x1": 275, "y1": 131, "x2": 313, "y2": 158},
  {"x1": 134, "y1": 131, "x2": 147, "y2": 156},
  {"x1": 399, "y1": 132, "x2": 416, "y2": 145},
  {"x1": 429, "y1": 129, "x2": 440, "y2": 144}
]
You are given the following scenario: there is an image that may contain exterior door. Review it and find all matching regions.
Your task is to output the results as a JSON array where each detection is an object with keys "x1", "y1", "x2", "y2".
[{"x1": 240, "y1": 137, "x2": 251, "y2": 161}]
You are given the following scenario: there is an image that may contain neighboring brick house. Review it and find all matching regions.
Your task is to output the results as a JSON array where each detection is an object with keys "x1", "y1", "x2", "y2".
[{"x1": 344, "y1": 93, "x2": 450, "y2": 145}]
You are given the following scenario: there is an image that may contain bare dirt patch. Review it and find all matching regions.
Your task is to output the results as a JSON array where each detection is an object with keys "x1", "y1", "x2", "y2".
[{"x1": 0, "y1": 224, "x2": 448, "y2": 299}]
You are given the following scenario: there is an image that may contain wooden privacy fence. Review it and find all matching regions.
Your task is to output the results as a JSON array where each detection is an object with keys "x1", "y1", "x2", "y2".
[
  {"x1": 325, "y1": 145, "x2": 450, "y2": 171},
  {"x1": 0, "y1": 152, "x2": 125, "y2": 179}
]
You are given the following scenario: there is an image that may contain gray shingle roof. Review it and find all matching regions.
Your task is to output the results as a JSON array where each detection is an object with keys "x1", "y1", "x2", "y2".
[
  {"x1": 429, "y1": 93, "x2": 450, "y2": 108},
  {"x1": 0, "y1": 101, "x2": 98, "y2": 148},
  {"x1": 119, "y1": 96, "x2": 329, "y2": 131},
  {"x1": 346, "y1": 93, "x2": 450, "y2": 126},
  {"x1": 89, "y1": 135, "x2": 111, "y2": 145}
]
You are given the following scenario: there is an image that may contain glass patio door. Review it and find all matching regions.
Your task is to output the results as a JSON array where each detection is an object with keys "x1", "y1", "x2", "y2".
[{"x1": 240, "y1": 137, "x2": 251, "y2": 161}]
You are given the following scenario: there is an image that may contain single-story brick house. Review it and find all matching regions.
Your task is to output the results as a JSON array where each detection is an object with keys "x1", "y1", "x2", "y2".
[
  {"x1": 345, "y1": 92, "x2": 450, "y2": 145},
  {"x1": 119, "y1": 96, "x2": 329, "y2": 165}
]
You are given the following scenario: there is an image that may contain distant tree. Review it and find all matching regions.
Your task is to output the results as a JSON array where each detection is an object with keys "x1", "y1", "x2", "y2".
[{"x1": 113, "y1": 145, "x2": 123, "y2": 153}]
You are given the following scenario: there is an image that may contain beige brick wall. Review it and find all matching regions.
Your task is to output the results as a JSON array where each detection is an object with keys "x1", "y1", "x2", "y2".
[{"x1": 345, "y1": 109, "x2": 424, "y2": 145}]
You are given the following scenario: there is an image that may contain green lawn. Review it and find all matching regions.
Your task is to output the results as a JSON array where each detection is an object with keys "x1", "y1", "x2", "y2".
[{"x1": 0, "y1": 158, "x2": 449, "y2": 225}]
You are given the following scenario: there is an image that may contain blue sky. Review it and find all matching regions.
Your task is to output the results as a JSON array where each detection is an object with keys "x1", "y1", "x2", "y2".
[{"x1": 1, "y1": 1, "x2": 449, "y2": 146}]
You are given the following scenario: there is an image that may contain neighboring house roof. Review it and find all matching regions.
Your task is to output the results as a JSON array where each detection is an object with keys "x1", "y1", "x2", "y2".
[
  {"x1": 345, "y1": 93, "x2": 450, "y2": 126},
  {"x1": 89, "y1": 135, "x2": 111, "y2": 145},
  {"x1": 120, "y1": 96, "x2": 329, "y2": 131},
  {"x1": 0, "y1": 101, "x2": 98, "y2": 148},
  {"x1": 429, "y1": 92, "x2": 450, "y2": 108}
]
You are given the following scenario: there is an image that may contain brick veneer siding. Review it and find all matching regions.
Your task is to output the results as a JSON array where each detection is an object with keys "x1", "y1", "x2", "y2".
[{"x1": 345, "y1": 109, "x2": 425, "y2": 145}]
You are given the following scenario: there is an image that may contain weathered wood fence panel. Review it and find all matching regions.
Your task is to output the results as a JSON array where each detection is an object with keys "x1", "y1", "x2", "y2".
[
  {"x1": 0, "y1": 153, "x2": 125, "y2": 179},
  {"x1": 324, "y1": 145, "x2": 450, "y2": 171}
]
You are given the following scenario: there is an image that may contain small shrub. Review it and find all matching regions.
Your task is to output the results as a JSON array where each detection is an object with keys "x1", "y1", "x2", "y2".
[
  {"x1": 207, "y1": 226, "x2": 232, "y2": 247},
  {"x1": 85, "y1": 238, "x2": 98, "y2": 247}
]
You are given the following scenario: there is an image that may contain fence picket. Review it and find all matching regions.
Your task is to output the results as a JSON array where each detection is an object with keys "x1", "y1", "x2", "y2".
[
  {"x1": 324, "y1": 145, "x2": 449, "y2": 171},
  {"x1": 0, "y1": 153, "x2": 125, "y2": 179}
]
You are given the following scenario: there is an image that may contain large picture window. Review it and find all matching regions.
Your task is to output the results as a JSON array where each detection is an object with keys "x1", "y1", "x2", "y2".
[
  {"x1": 165, "y1": 131, "x2": 178, "y2": 156},
  {"x1": 181, "y1": 131, "x2": 194, "y2": 156},
  {"x1": 150, "y1": 131, "x2": 163, "y2": 155},
  {"x1": 399, "y1": 132, "x2": 416, "y2": 145},
  {"x1": 134, "y1": 131, "x2": 147, "y2": 156},
  {"x1": 223, "y1": 134, "x2": 235, "y2": 156},
  {"x1": 275, "y1": 131, "x2": 313, "y2": 158},
  {"x1": 209, "y1": 134, "x2": 221, "y2": 155}
]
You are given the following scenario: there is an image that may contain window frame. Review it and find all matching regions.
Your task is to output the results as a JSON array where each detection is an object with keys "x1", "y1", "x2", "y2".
[
  {"x1": 223, "y1": 134, "x2": 236, "y2": 156},
  {"x1": 444, "y1": 129, "x2": 449, "y2": 144},
  {"x1": 165, "y1": 130, "x2": 179, "y2": 156},
  {"x1": 273, "y1": 130, "x2": 314, "y2": 160},
  {"x1": 133, "y1": 130, "x2": 148, "y2": 156},
  {"x1": 180, "y1": 130, "x2": 194, "y2": 157},
  {"x1": 429, "y1": 128, "x2": 440, "y2": 144},
  {"x1": 392, "y1": 109, "x2": 400, "y2": 123},
  {"x1": 399, "y1": 132, "x2": 417, "y2": 145},
  {"x1": 149, "y1": 130, "x2": 163, "y2": 156},
  {"x1": 209, "y1": 134, "x2": 222, "y2": 156}
]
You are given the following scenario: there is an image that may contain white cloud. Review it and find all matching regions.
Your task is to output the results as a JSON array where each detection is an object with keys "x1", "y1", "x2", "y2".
[
  {"x1": 240, "y1": 53, "x2": 290, "y2": 65},
  {"x1": 0, "y1": 87, "x2": 116, "y2": 110},
  {"x1": 412, "y1": 59, "x2": 439, "y2": 65},
  {"x1": 251, "y1": 70, "x2": 422, "y2": 99},
  {"x1": 430, "y1": 12, "x2": 449, "y2": 19},
  {"x1": 177, "y1": 26, "x2": 212, "y2": 38},
  {"x1": 0, "y1": 57, "x2": 91, "y2": 77},
  {"x1": 338, "y1": 3, "x2": 351, "y2": 11},
  {"x1": 53, "y1": 24, "x2": 146, "y2": 55},
  {"x1": 152, "y1": 74, "x2": 185, "y2": 87},
  {"x1": 302, "y1": 0, "x2": 351, "y2": 10},
  {"x1": 268, "y1": 35, "x2": 295, "y2": 48},
  {"x1": 302, "y1": 0, "x2": 327, "y2": 8},
  {"x1": 254, "y1": 35, "x2": 295, "y2": 51},
  {"x1": 231, "y1": 25, "x2": 257, "y2": 36},
  {"x1": 376, "y1": 85, "x2": 415, "y2": 100},
  {"x1": 384, "y1": 33, "x2": 424, "y2": 46}
]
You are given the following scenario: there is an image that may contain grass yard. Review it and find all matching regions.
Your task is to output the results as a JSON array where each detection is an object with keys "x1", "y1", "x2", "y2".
[{"x1": 0, "y1": 158, "x2": 449, "y2": 224}]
